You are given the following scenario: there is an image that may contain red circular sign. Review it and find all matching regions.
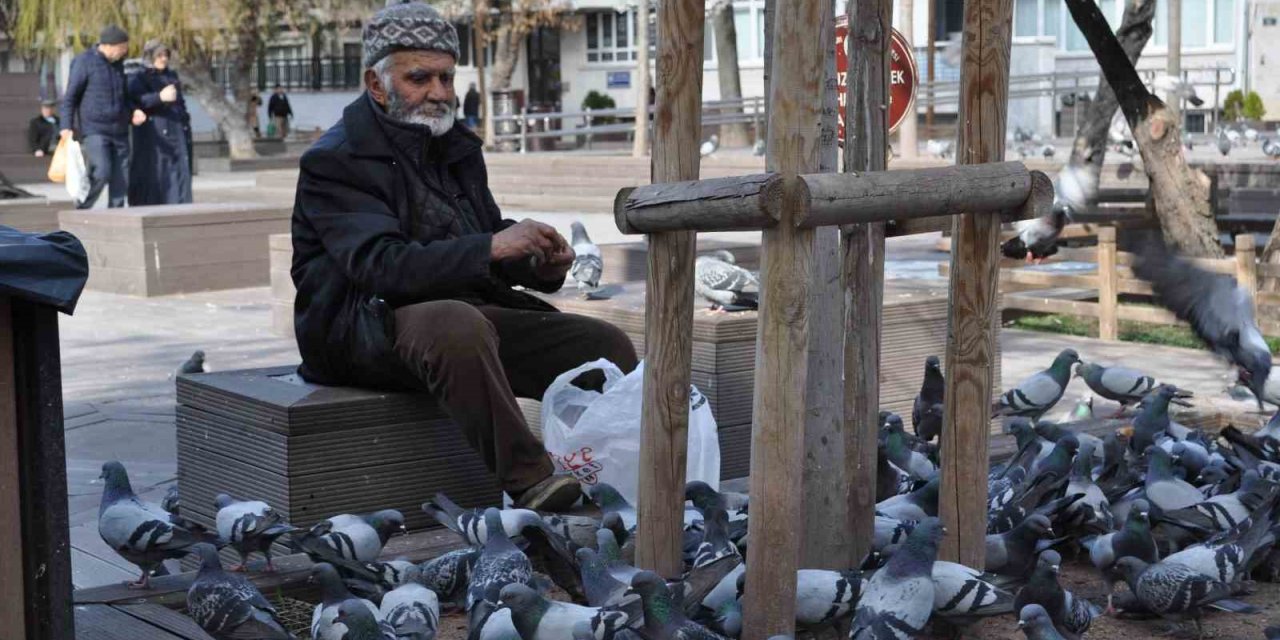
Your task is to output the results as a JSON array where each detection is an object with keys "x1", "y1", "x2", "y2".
[{"x1": 835, "y1": 18, "x2": 919, "y2": 143}]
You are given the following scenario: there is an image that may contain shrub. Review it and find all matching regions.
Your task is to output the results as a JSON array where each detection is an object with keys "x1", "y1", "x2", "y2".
[
  {"x1": 1223, "y1": 89, "x2": 1244, "y2": 122},
  {"x1": 1243, "y1": 91, "x2": 1267, "y2": 121},
  {"x1": 582, "y1": 90, "x2": 618, "y2": 125}
]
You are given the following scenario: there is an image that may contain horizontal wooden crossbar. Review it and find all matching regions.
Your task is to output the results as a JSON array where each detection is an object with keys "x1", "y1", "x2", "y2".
[{"x1": 613, "y1": 162, "x2": 1054, "y2": 234}]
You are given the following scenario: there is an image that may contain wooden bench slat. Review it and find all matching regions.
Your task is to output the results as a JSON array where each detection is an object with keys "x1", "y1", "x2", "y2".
[
  {"x1": 74, "y1": 604, "x2": 185, "y2": 640},
  {"x1": 115, "y1": 604, "x2": 216, "y2": 640}
]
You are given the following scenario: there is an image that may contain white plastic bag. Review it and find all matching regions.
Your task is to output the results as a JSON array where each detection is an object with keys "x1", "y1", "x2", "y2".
[
  {"x1": 542, "y1": 358, "x2": 720, "y2": 505},
  {"x1": 64, "y1": 138, "x2": 90, "y2": 203}
]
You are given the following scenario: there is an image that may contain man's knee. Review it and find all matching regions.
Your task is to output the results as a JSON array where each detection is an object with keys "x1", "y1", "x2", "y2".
[
  {"x1": 581, "y1": 318, "x2": 638, "y2": 372},
  {"x1": 394, "y1": 300, "x2": 496, "y2": 364}
]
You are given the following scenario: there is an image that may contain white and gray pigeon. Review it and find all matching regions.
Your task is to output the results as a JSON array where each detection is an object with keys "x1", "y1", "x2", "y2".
[
  {"x1": 423, "y1": 494, "x2": 544, "y2": 546},
  {"x1": 993, "y1": 349, "x2": 1081, "y2": 422},
  {"x1": 1217, "y1": 129, "x2": 1232, "y2": 156},
  {"x1": 692, "y1": 507, "x2": 741, "y2": 569},
  {"x1": 1075, "y1": 362, "x2": 1190, "y2": 413},
  {"x1": 295, "y1": 510, "x2": 406, "y2": 565},
  {"x1": 1001, "y1": 208, "x2": 1068, "y2": 263},
  {"x1": 185, "y1": 542, "x2": 293, "y2": 639},
  {"x1": 700, "y1": 134, "x2": 720, "y2": 158},
  {"x1": 849, "y1": 518, "x2": 944, "y2": 639},
  {"x1": 794, "y1": 569, "x2": 864, "y2": 627},
  {"x1": 577, "y1": 547, "x2": 631, "y2": 607},
  {"x1": 985, "y1": 514, "x2": 1055, "y2": 578},
  {"x1": 569, "y1": 221, "x2": 603, "y2": 297},
  {"x1": 418, "y1": 547, "x2": 479, "y2": 608},
  {"x1": 311, "y1": 563, "x2": 382, "y2": 640},
  {"x1": 875, "y1": 475, "x2": 940, "y2": 523},
  {"x1": 1017, "y1": 604, "x2": 1067, "y2": 640},
  {"x1": 332, "y1": 599, "x2": 397, "y2": 640},
  {"x1": 1263, "y1": 136, "x2": 1280, "y2": 159},
  {"x1": 1013, "y1": 550, "x2": 1099, "y2": 640},
  {"x1": 97, "y1": 460, "x2": 207, "y2": 588},
  {"x1": 1144, "y1": 446, "x2": 1205, "y2": 513},
  {"x1": 467, "y1": 508, "x2": 534, "y2": 611},
  {"x1": 1113, "y1": 557, "x2": 1244, "y2": 634},
  {"x1": 1133, "y1": 238, "x2": 1272, "y2": 409},
  {"x1": 214, "y1": 493, "x2": 296, "y2": 572},
  {"x1": 694, "y1": 250, "x2": 759, "y2": 311},
  {"x1": 882, "y1": 413, "x2": 936, "y2": 481},
  {"x1": 499, "y1": 582, "x2": 631, "y2": 639},
  {"x1": 1063, "y1": 442, "x2": 1113, "y2": 535},
  {"x1": 1152, "y1": 74, "x2": 1204, "y2": 106},
  {"x1": 931, "y1": 561, "x2": 1015, "y2": 622},
  {"x1": 380, "y1": 580, "x2": 440, "y2": 640}
]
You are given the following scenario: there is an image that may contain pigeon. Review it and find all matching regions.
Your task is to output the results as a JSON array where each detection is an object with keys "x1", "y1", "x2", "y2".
[
  {"x1": 423, "y1": 495, "x2": 544, "y2": 546},
  {"x1": 214, "y1": 493, "x2": 296, "y2": 572},
  {"x1": 926, "y1": 139, "x2": 954, "y2": 159},
  {"x1": 499, "y1": 583, "x2": 631, "y2": 639},
  {"x1": 931, "y1": 561, "x2": 1015, "y2": 622},
  {"x1": 629, "y1": 571, "x2": 727, "y2": 639},
  {"x1": 1163, "y1": 512, "x2": 1274, "y2": 586},
  {"x1": 295, "y1": 510, "x2": 406, "y2": 565},
  {"x1": 569, "y1": 221, "x2": 603, "y2": 298},
  {"x1": 882, "y1": 414, "x2": 936, "y2": 481},
  {"x1": 1002, "y1": 208, "x2": 1068, "y2": 263},
  {"x1": 1014, "y1": 550, "x2": 1099, "y2": 640},
  {"x1": 577, "y1": 547, "x2": 630, "y2": 607},
  {"x1": 985, "y1": 514, "x2": 1056, "y2": 578},
  {"x1": 339, "y1": 558, "x2": 422, "y2": 605},
  {"x1": 793, "y1": 569, "x2": 864, "y2": 627},
  {"x1": 700, "y1": 134, "x2": 720, "y2": 158},
  {"x1": 161, "y1": 484, "x2": 182, "y2": 515},
  {"x1": 1063, "y1": 442, "x2": 1113, "y2": 534},
  {"x1": 878, "y1": 444, "x2": 917, "y2": 501},
  {"x1": 467, "y1": 508, "x2": 533, "y2": 611},
  {"x1": 911, "y1": 356, "x2": 945, "y2": 442},
  {"x1": 380, "y1": 581, "x2": 440, "y2": 640},
  {"x1": 584, "y1": 483, "x2": 638, "y2": 531},
  {"x1": 872, "y1": 515, "x2": 916, "y2": 555},
  {"x1": 685, "y1": 481, "x2": 749, "y2": 514},
  {"x1": 993, "y1": 349, "x2": 1081, "y2": 421},
  {"x1": 1125, "y1": 386, "x2": 1183, "y2": 454},
  {"x1": 849, "y1": 518, "x2": 944, "y2": 639},
  {"x1": 1017, "y1": 604, "x2": 1068, "y2": 640},
  {"x1": 1152, "y1": 74, "x2": 1204, "y2": 107},
  {"x1": 185, "y1": 543, "x2": 293, "y2": 639},
  {"x1": 1054, "y1": 161, "x2": 1099, "y2": 219},
  {"x1": 875, "y1": 474, "x2": 939, "y2": 522},
  {"x1": 596, "y1": 528, "x2": 641, "y2": 584},
  {"x1": 418, "y1": 547, "x2": 478, "y2": 608},
  {"x1": 1133, "y1": 239, "x2": 1272, "y2": 409},
  {"x1": 1076, "y1": 363, "x2": 1190, "y2": 414},
  {"x1": 311, "y1": 563, "x2": 382, "y2": 640},
  {"x1": 1028, "y1": 434, "x2": 1079, "y2": 485},
  {"x1": 692, "y1": 507, "x2": 741, "y2": 568},
  {"x1": 333, "y1": 599, "x2": 397, "y2": 639},
  {"x1": 1084, "y1": 498, "x2": 1159, "y2": 612},
  {"x1": 1262, "y1": 136, "x2": 1280, "y2": 159},
  {"x1": 1217, "y1": 129, "x2": 1232, "y2": 156},
  {"x1": 752, "y1": 139, "x2": 766, "y2": 156},
  {"x1": 1239, "y1": 368, "x2": 1280, "y2": 408},
  {"x1": 1114, "y1": 557, "x2": 1245, "y2": 636},
  {"x1": 178, "y1": 350, "x2": 206, "y2": 375},
  {"x1": 1145, "y1": 445, "x2": 1206, "y2": 513},
  {"x1": 97, "y1": 461, "x2": 207, "y2": 588},
  {"x1": 694, "y1": 250, "x2": 759, "y2": 311}
]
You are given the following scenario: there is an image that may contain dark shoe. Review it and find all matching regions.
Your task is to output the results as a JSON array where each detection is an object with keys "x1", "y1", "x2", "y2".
[{"x1": 513, "y1": 474, "x2": 582, "y2": 512}]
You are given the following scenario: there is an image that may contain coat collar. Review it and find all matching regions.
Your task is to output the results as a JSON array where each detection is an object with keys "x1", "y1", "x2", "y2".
[{"x1": 342, "y1": 92, "x2": 482, "y2": 164}]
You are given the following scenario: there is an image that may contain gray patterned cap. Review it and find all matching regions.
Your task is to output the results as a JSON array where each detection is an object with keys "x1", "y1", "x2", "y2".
[{"x1": 363, "y1": 1, "x2": 460, "y2": 68}]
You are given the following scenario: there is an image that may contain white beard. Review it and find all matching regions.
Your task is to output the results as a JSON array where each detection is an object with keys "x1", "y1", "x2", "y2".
[{"x1": 404, "y1": 109, "x2": 456, "y2": 137}]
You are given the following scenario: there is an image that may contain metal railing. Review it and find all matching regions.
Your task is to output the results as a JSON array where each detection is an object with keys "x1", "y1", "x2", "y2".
[{"x1": 211, "y1": 56, "x2": 365, "y2": 92}]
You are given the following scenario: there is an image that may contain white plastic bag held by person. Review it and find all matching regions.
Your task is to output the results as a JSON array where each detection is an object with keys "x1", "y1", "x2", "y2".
[{"x1": 63, "y1": 138, "x2": 90, "y2": 203}]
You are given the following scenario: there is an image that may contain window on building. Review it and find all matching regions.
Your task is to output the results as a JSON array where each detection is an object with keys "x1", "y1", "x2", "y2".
[
  {"x1": 1184, "y1": 0, "x2": 1208, "y2": 47},
  {"x1": 1213, "y1": 0, "x2": 1234, "y2": 43},
  {"x1": 586, "y1": 10, "x2": 637, "y2": 63},
  {"x1": 703, "y1": 1, "x2": 766, "y2": 64},
  {"x1": 1043, "y1": 0, "x2": 1061, "y2": 38},
  {"x1": 1015, "y1": 0, "x2": 1038, "y2": 37},
  {"x1": 1152, "y1": 0, "x2": 1231, "y2": 47}
]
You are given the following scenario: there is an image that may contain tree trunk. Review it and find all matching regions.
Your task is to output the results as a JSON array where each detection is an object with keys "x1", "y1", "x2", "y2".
[
  {"x1": 1064, "y1": 0, "x2": 1222, "y2": 258},
  {"x1": 1263, "y1": 215, "x2": 1280, "y2": 294},
  {"x1": 490, "y1": 12, "x2": 522, "y2": 92},
  {"x1": 1067, "y1": 0, "x2": 1154, "y2": 211},
  {"x1": 711, "y1": 0, "x2": 750, "y2": 147},
  {"x1": 179, "y1": 51, "x2": 259, "y2": 160}
]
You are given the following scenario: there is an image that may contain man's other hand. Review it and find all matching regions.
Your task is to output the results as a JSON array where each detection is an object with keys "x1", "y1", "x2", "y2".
[{"x1": 131, "y1": 109, "x2": 147, "y2": 126}]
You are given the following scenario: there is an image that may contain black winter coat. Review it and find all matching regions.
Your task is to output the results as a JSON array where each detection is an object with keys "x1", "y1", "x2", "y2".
[
  {"x1": 291, "y1": 94, "x2": 562, "y2": 389},
  {"x1": 60, "y1": 47, "x2": 132, "y2": 139},
  {"x1": 127, "y1": 68, "x2": 192, "y2": 205}
]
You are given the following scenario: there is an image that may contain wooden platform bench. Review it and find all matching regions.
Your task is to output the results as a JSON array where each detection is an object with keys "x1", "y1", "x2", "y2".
[
  {"x1": 58, "y1": 203, "x2": 290, "y2": 296},
  {"x1": 0, "y1": 196, "x2": 64, "y2": 233},
  {"x1": 175, "y1": 367, "x2": 502, "y2": 536}
]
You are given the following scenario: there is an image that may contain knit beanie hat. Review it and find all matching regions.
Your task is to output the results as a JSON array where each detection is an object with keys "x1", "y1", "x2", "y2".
[
  {"x1": 100, "y1": 25, "x2": 129, "y2": 45},
  {"x1": 362, "y1": 1, "x2": 460, "y2": 68}
]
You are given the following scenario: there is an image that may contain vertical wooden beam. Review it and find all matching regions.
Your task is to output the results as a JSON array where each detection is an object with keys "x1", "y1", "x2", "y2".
[
  {"x1": 842, "y1": 0, "x2": 892, "y2": 564},
  {"x1": 801, "y1": 0, "x2": 851, "y2": 570},
  {"x1": 635, "y1": 0, "x2": 703, "y2": 579},
  {"x1": 742, "y1": 0, "x2": 822, "y2": 634},
  {"x1": 1166, "y1": 0, "x2": 1181, "y2": 122},
  {"x1": 1097, "y1": 226, "x2": 1119, "y2": 341},
  {"x1": 0, "y1": 297, "x2": 25, "y2": 639},
  {"x1": 633, "y1": 0, "x2": 650, "y2": 158},
  {"x1": 926, "y1": 0, "x2": 936, "y2": 129},
  {"x1": 897, "y1": 0, "x2": 919, "y2": 158},
  {"x1": 939, "y1": 0, "x2": 1013, "y2": 567},
  {"x1": 1236, "y1": 233, "x2": 1257, "y2": 311}
]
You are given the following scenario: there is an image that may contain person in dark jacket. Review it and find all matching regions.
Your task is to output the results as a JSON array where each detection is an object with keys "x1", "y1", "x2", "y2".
[
  {"x1": 267, "y1": 84, "x2": 292, "y2": 139},
  {"x1": 292, "y1": 2, "x2": 636, "y2": 512},
  {"x1": 27, "y1": 100, "x2": 59, "y2": 156},
  {"x1": 60, "y1": 25, "x2": 146, "y2": 209},
  {"x1": 463, "y1": 82, "x2": 480, "y2": 129},
  {"x1": 127, "y1": 41, "x2": 192, "y2": 205}
]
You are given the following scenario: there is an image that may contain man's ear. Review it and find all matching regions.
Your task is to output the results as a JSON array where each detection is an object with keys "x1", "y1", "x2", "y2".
[{"x1": 365, "y1": 68, "x2": 387, "y2": 106}]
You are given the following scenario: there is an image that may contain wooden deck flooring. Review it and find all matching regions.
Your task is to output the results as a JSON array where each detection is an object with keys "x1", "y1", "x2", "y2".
[{"x1": 74, "y1": 603, "x2": 215, "y2": 640}]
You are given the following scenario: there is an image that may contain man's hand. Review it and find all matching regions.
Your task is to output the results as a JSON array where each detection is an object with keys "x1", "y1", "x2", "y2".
[
  {"x1": 491, "y1": 219, "x2": 574, "y2": 281},
  {"x1": 534, "y1": 241, "x2": 575, "y2": 282},
  {"x1": 159, "y1": 85, "x2": 178, "y2": 103},
  {"x1": 131, "y1": 109, "x2": 147, "y2": 126},
  {"x1": 34, "y1": 150, "x2": 44, "y2": 157},
  {"x1": 60, "y1": 129, "x2": 74, "y2": 139}
]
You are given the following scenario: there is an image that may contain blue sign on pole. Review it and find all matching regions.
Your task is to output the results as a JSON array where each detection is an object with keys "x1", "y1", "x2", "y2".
[{"x1": 606, "y1": 71, "x2": 631, "y2": 89}]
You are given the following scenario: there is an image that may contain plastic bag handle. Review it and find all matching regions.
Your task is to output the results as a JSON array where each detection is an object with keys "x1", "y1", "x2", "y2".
[{"x1": 546, "y1": 357, "x2": 627, "y2": 398}]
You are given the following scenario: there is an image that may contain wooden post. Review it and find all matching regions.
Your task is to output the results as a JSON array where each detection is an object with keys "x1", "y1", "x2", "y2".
[
  {"x1": 635, "y1": 0, "x2": 704, "y2": 579},
  {"x1": 1166, "y1": 0, "x2": 1181, "y2": 123},
  {"x1": 926, "y1": 0, "x2": 936, "y2": 129},
  {"x1": 938, "y1": 0, "x2": 1013, "y2": 567},
  {"x1": 897, "y1": 0, "x2": 918, "y2": 158},
  {"x1": 741, "y1": 0, "x2": 822, "y2": 633},
  {"x1": 841, "y1": 0, "x2": 892, "y2": 564},
  {"x1": 633, "y1": 0, "x2": 650, "y2": 158},
  {"x1": 801, "y1": 0, "x2": 850, "y2": 569},
  {"x1": 1097, "y1": 226, "x2": 1119, "y2": 341},
  {"x1": 1236, "y1": 233, "x2": 1257, "y2": 311},
  {"x1": 0, "y1": 297, "x2": 24, "y2": 639}
]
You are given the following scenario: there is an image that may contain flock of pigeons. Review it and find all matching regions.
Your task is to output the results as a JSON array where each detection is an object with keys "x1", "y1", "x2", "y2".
[{"x1": 1214, "y1": 125, "x2": 1280, "y2": 160}]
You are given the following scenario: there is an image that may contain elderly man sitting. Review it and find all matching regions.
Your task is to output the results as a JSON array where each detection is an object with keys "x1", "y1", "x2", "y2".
[{"x1": 291, "y1": 2, "x2": 637, "y2": 512}]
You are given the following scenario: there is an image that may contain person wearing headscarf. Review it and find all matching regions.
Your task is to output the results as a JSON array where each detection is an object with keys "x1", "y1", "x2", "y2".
[{"x1": 127, "y1": 40, "x2": 192, "y2": 205}]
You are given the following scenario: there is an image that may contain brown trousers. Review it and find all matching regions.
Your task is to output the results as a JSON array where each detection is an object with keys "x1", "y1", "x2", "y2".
[{"x1": 393, "y1": 300, "x2": 638, "y2": 493}]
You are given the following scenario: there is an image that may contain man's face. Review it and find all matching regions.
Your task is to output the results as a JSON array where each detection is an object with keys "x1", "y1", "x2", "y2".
[
  {"x1": 40, "y1": 105, "x2": 54, "y2": 118},
  {"x1": 99, "y1": 42, "x2": 129, "y2": 62},
  {"x1": 366, "y1": 49, "x2": 457, "y2": 136}
]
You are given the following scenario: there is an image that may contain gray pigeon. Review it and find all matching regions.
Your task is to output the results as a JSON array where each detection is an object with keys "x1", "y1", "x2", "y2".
[
  {"x1": 1217, "y1": 129, "x2": 1232, "y2": 156},
  {"x1": 1017, "y1": 604, "x2": 1067, "y2": 640},
  {"x1": 700, "y1": 134, "x2": 720, "y2": 158},
  {"x1": 685, "y1": 481, "x2": 750, "y2": 514},
  {"x1": 875, "y1": 474, "x2": 940, "y2": 522},
  {"x1": 849, "y1": 518, "x2": 944, "y2": 639},
  {"x1": 295, "y1": 510, "x2": 406, "y2": 565},
  {"x1": 98, "y1": 460, "x2": 206, "y2": 588},
  {"x1": 882, "y1": 414, "x2": 936, "y2": 481},
  {"x1": 467, "y1": 508, "x2": 533, "y2": 611},
  {"x1": 186, "y1": 543, "x2": 293, "y2": 639},
  {"x1": 499, "y1": 582, "x2": 631, "y2": 639},
  {"x1": 380, "y1": 581, "x2": 439, "y2": 640},
  {"x1": 692, "y1": 508, "x2": 741, "y2": 569},
  {"x1": 577, "y1": 547, "x2": 630, "y2": 607},
  {"x1": 214, "y1": 493, "x2": 297, "y2": 572},
  {"x1": 993, "y1": 349, "x2": 1081, "y2": 421},
  {"x1": 1063, "y1": 443, "x2": 1113, "y2": 535},
  {"x1": 985, "y1": 514, "x2": 1055, "y2": 578},
  {"x1": 569, "y1": 221, "x2": 603, "y2": 297},
  {"x1": 423, "y1": 494, "x2": 546, "y2": 546},
  {"x1": 694, "y1": 251, "x2": 759, "y2": 311},
  {"x1": 931, "y1": 561, "x2": 1015, "y2": 622},
  {"x1": 418, "y1": 547, "x2": 479, "y2": 608},
  {"x1": 1002, "y1": 208, "x2": 1067, "y2": 263},
  {"x1": 584, "y1": 483, "x2": 638, "y2": 530},
  {"x1": 161, "y1": 484, "x2": 182, "y2": 515},
  {"x1": 1132, "y1": 239, "x2": 1272, "y2": 410},
  {"x1": 178, "y1": 350, "x2": 205, "y2": 375},
  {"x1": 1114, "y1": 557, "x2": 1243, "y2": 635},
  {"x1": 1239, "y1": 368, "x2": 1280, "y2": 408},
  {"x1": 629, "y1": 571, "x2": 728, "y2": 639},
  {"x1": 912, "y1": 356, "x2": 945, "y2": 442},
  {"x1": 1084, "y1": 498, "x2": 1159, "y2": 613},
  {"x1": 1144, "y1": 446, "x2": 1205, "y2": 513},
  {"x1": 596, "y1": 528, "x2": 641, "y2": 584},
  {"x1": 311, "y1": 563, "x2": 382, "y2": 640},
  {"x1": 333, "y1": 599, "x2": 397, "y2": 640},
  {"x1": 1014, "y1": 550, "x2": 1099, "y2": 640},
  {"x1": 1076, "y1": 362, "x2": 1191, "y2": 414},
  {"x1": 794, "y1": 569, "x2": 864, "y2": 627}
]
